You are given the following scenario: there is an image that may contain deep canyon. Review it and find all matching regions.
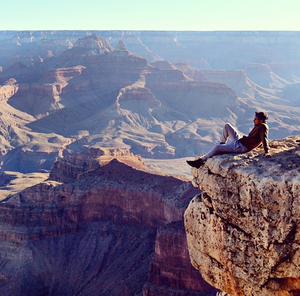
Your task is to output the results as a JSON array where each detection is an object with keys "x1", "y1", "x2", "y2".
[{"x1": 0, "y1": 30, "x2": 300, "y2": 295}]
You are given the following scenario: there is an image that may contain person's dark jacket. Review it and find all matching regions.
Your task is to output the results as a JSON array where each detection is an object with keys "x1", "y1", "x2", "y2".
[{"x1": 239, "y1": 123, "x2": 269, "y2": 153}]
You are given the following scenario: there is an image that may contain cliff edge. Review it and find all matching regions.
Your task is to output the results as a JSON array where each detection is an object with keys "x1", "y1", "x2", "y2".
[{"x1": 184, "y1": 135, "x2": 300, "y2": 296}]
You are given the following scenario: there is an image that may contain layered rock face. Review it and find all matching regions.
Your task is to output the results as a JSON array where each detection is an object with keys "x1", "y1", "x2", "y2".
[
  {"x1": 143, "y1": 221, "x2": 218, "y2": 296},
  {"x1": 184, "y1": 136, "x2": 300, "y2": 295},
  {"x1": 0, "y1": 79, "x2": 19, "y2": 100},
  {"x1": 0, "y1": 148, "x2": 217, "y2": 295},
  {"x1": 71, "y1": 34, "x2": 113, "y2": 55},
  {"x1": 48, "y1": 147, "x2": 144, "y2": 183},
  {"x1": 146, "y1": 79, "x2": 238, "y2": 120}
]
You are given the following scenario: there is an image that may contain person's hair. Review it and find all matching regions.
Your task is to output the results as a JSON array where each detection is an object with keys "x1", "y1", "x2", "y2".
[{"x1": 255, "y1": 112, "x2": 268, "y2": 122}]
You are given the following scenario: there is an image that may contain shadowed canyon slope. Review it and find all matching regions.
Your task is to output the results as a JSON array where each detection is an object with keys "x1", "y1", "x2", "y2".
[
  {"x1": 185, "y1": 135, "x2": 300, "y2": 295},
  {"x1": 0, "y1": 148, "x2": 217, "y2": 295},
  {"x1": 0, "y1": 31, "x2": 300, "y2": 173}
]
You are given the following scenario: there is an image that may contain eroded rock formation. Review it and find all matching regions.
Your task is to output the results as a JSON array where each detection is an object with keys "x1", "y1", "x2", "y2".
[
  {"x1": 2, "y1": 31, "x2": 300, "y2": 170},
  {"x1": 0, "y1": 148, "x2": 216, "y2": 295},
  {"x1": 184, "y1": 136, "x2": 300, "y2": 295}
]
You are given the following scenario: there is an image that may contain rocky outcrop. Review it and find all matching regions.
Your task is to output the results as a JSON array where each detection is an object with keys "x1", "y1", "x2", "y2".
[
  {"x1": 38, "y1": 66, "x2": 86, "y2": 85},
  {"x1": 0, "y1": 172, "x2": 16, "y2": 186},
  {"x1": 0, "y1": 147, "x2": 65, "y2": 173},
  {"x1": 184, "y1": 135, "x2": 300, "y2": 295},
  {"x1": 0, "y1": 80, "x2": 18, "y2": 101},
  {"x1": 112, "y1": 40, "x2": 131, "y2": 57},
  {"x1": 49, "y1": 147, "x2": 145, "y2": 183},
  {"x1": 245, "y1": 63, "x2": 290, "y2": 88},
  {"x1": 8, "y1": 66, "x2": 86, "y2": 115},
  {"x1": 116, "y1": 85, "x2": 161, "y2": 107},
  {"x1": 65, "y1": 34, "x2": 113, "y2": 56},
  {"x1": 146, "y1": 79, "x2": 239, "y2": 120},
  {"x1": 115, "y1": 40, "x2": 127, "y2": 52}
]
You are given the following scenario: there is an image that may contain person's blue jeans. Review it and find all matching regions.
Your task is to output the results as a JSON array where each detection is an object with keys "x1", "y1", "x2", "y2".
[{"x1": 202, "y1": 123, "x2": 248, "y2": 160}]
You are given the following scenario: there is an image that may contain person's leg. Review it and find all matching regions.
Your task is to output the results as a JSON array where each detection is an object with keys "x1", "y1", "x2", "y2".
[
  {"x1": 202, "y1": 140, "x2": 247, "y2": 160},
  {"x1": 186, "y1": 124, "x2": 245, "y2": 168},
  {"x1": 221, "y1": 123, "x2": 242, "y2": 144},
  {"x1": 186, "y1": 157, "x2": 204, "y2": 168},
  {"x1": 187, "y1": 141, "x2": 239, "y2": 168}
]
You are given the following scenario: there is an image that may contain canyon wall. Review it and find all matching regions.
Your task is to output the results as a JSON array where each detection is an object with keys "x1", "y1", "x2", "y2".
[
  {"x1": 184, "y1": 136, "x2": 300, "y2": 295},
  {"x1": 143, "y1": 220, "x2": 218, "y2": 296},
  {"x1": 0, "y1": 148, "x2": 216, "y2": 295}
]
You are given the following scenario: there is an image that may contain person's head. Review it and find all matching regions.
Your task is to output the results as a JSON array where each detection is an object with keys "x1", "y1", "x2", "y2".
[{"x1": 253, "y1": 111, "x2": 268, "y2": 126}]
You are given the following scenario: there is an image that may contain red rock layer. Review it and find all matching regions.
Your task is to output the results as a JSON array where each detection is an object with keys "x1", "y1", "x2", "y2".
[
  {"x1": 0, "y1": 148, "x2": 217, "y2": 295},
  {"x1": 143, "y1": 221, "x2": 218, "y2": 295}
]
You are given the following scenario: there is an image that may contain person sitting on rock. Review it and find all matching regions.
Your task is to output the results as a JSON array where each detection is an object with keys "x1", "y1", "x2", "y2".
[{"x1": 186, "y1": 111, "x2": 270, "y2": 168}]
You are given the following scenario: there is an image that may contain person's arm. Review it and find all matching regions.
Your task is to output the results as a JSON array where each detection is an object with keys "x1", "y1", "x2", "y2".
[{"x1": 260, "y1": 124, "x2": 270, "y2": 155}]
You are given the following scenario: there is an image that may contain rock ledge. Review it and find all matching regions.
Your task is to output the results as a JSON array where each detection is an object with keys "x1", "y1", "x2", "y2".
[{"x1": 184, "y1": 135, "x2": 300, "y2": 296}]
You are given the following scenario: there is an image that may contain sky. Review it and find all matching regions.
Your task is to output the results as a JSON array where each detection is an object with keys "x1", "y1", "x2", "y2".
[{"x1": 1, "y1": 0, "x2": 300, "y2": 31}]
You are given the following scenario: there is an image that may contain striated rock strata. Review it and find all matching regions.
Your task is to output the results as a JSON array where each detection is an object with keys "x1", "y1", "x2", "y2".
[
  {"x1": 0, "y1": 148, "x2": 216, "y2": 295},
  {"x1": 185, "y1": 135, "x2": 300, "y2": 295},
  {"x1": 143, "y1": 220, "x2": 218, "y2": 296}
]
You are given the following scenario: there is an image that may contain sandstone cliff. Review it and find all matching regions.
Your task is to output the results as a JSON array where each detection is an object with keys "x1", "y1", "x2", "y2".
[{"x1": 184, "y1": 135, "x2": 300, "y2": 295}]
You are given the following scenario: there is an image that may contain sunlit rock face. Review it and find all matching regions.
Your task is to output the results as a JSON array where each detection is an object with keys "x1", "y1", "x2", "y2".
[{"x1": 184, "y1": 136, "x2": 300, "y2": 296}]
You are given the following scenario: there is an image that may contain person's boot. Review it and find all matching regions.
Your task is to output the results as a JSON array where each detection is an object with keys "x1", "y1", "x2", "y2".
[{"x1": 186, "y1": 158, "x2": 204, "y2": 168}]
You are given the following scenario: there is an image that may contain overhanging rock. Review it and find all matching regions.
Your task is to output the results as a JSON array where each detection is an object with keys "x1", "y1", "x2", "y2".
[{"x1": 184, "y1": 135, "x2": 300, "y2": 296}]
